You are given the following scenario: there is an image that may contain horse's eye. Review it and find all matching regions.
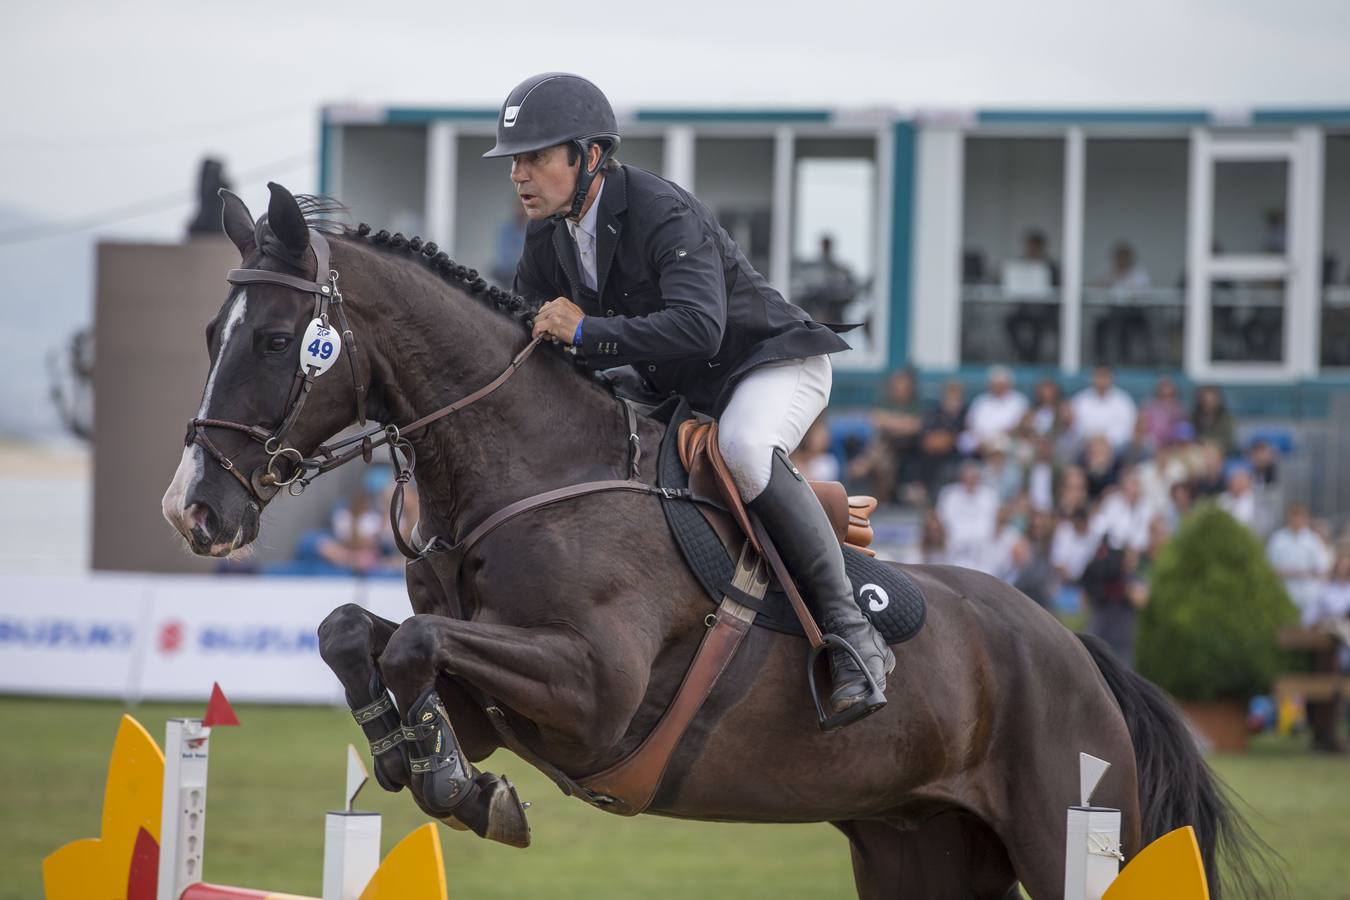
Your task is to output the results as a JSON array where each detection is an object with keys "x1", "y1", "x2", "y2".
[{"x1": 267, "y1": 334, "x2": 292, "y2": 352}]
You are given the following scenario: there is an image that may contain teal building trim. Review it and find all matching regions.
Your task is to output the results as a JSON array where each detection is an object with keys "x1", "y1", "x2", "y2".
[
  {"x1": 384, "y1": 107, "x2": 499, "y2": 124},
  {"x1": 634, "y1": 109, "x2": 832, "y2": 124},
  {"x1": 977, "y1": 109, "x2": 1208, "y2": 126}
]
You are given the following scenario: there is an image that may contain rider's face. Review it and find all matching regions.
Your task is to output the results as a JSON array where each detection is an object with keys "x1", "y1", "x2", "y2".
[{"x1": 511, "y1": 144, "x2": 578, "y2": 220}]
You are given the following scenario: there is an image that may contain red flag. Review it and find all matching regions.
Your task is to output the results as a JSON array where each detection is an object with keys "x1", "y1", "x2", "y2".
[{"x1": 202, "y1": 682, "x2": 240, "y2": 727}]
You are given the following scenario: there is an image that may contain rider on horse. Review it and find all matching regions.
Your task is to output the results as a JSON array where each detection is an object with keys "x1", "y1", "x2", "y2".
[{"x1": 485, "y1": 72, "x2": 894, "y2": 721}]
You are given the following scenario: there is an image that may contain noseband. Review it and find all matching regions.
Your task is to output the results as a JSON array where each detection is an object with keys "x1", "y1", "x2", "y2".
[{"x1": 185, "y1": 227, "x2": 543, "y2": 556}]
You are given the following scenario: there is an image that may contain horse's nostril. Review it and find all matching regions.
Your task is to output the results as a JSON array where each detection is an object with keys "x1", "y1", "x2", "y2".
[{"x1": 185, "y1": 502, "x2": 213, "y2": 545}]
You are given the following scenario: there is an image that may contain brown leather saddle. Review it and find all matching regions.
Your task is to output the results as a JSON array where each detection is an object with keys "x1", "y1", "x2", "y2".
[{"x1": 675, "y1": 419, "x2": 878, "y2": 561}]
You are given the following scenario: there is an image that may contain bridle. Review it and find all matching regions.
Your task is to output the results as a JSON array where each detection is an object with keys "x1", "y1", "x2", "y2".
[{"x1": 185, "y1": 226, "x2": 545, "y2": 556}]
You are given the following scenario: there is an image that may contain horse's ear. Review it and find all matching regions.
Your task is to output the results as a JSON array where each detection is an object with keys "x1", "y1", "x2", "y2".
[
  {"x1": 219, "y1": 189, "x2": 256, "y2": 258},
  {"x1": 266, "y1": 181, "x2": 310, "y2": 262}
]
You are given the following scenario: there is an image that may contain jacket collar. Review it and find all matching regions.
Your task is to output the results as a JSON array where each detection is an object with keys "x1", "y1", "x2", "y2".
[{"x1": 552, "y1": 166, "x2": 627, "y2": 300}]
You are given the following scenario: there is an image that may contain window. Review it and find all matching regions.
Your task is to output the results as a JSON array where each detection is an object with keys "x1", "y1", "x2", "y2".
[
  {"x1": 339, "y1": 126, "x2": 427, "y2": 238},
  {"x1": 694, "y1": 138, "x2": 775, "y2": 276},
  {"x1": 960, "y1": 138, "x2": 1064, "y2": 365},
  {"x1": 791, "y1": 137, "x2": 879, "y2": 354},
  {"x1": 1322, "y1": 134, "x2": 1350, "y2": 367},
  {"x1": 1081, "y1": 139, "x2": 1188, "y2": 368}
]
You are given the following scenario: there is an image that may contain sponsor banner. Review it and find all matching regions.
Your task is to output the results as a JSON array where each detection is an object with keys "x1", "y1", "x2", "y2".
[
  {"x1": 139, "y1": 576, "x2": 348, "y2": 704},
  {"x1": 0, "y1": 575, "x2": 147, "y2": 698},
  {"x1": 0, "y1": 574, "x2": 419, "y2": 704}
]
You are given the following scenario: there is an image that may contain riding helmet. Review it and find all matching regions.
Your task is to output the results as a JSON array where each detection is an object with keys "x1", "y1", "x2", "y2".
[{"x1": 483, "y1": 72, "x2": 621, "y2": 218}]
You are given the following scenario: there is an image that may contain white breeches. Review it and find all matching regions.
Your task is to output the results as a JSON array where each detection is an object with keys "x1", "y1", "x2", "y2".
[{"x1": 717, "y1": 355, "x2": 833, "y2": 502}]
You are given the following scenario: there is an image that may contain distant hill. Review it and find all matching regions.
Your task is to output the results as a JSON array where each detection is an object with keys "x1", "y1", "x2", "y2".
[{"x1": 0, "y1": 206, "x2": 94, "y2": 439}]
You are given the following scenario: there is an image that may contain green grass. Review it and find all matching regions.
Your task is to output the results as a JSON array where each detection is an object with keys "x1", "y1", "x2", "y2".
[{"x1": 3, "y1": 697, "x2": 1347, "y2": 899}]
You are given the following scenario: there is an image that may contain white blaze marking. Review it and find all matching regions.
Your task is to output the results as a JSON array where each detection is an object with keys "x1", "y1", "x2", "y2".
[
  {"x1": 164, "y1": 290, "x2": 248, "y2": 529},
  {"x1": 199, "y1": 290, "x2": 249, "y2": 417}
]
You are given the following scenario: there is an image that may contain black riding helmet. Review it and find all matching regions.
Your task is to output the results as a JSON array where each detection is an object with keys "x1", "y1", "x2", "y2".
[{"x1": 483, "y1": 72, "x2": 621, "y2": 220}]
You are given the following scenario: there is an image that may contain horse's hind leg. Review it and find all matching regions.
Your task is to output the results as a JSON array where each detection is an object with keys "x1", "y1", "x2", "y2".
[
  {"x1": 833, "y1": 813, "x2": 1017, "y2": 900},
  {"x1": 317, "y1": 604, "x2": 410, "y2": 792}
]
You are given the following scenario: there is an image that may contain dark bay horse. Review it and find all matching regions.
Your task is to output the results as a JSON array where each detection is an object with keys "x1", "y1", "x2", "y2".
[{"x1": 161, "y1": 184, "x2": 1276, "y2": 899}]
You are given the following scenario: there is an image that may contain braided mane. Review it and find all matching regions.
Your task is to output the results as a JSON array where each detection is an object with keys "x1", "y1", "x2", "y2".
[{"x1": 291, "y1": 195, "x2": 542, "y2": 332}]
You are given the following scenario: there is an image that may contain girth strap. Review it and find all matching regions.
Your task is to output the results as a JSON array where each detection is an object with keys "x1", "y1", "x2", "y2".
[{"x1": 574, "y1": 542, "x2": 768, "y2": 815}]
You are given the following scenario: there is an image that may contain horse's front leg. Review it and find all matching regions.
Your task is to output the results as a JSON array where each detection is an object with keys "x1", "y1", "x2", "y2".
[
  {"x1": 317, "y1": 604, "x2": 411, "y2": 793},
  {"x1": 379, "y1": 613, "x2": 638, "y2": 847}
]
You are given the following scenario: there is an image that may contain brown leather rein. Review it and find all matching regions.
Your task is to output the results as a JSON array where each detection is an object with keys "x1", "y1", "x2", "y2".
[{"x1": 188, "y1": 227, "x2": 670, "y2": 561}]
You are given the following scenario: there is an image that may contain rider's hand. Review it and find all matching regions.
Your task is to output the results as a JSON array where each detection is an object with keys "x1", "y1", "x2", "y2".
[{"x1": 533, "y1": 297, "x2": 584, "y2": 345}]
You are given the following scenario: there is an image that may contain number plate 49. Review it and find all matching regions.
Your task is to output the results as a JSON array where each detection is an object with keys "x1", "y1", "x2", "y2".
[{"x1": 300, "y1": 317, "x2": 342, "y2": 375}]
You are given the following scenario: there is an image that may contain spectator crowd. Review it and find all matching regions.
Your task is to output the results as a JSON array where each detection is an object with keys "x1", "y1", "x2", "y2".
[{"x1": 830, "y1": 364, "x2": 1350, "y2": 667}]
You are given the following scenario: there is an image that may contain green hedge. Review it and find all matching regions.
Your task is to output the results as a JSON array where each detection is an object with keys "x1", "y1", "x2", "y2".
[{"x1": 1137, "y1": 504, "x2": 1296, "y2": 702}]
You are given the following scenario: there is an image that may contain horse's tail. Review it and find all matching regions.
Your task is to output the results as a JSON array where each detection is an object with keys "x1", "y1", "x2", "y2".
[{"x1": 1076, "y1": 633, "x2": 1286, "y2": 900}]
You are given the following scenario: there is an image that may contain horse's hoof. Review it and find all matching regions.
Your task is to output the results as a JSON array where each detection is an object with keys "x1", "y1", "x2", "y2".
[
  {"x1": 484, "y1": 776, "x2": 531, "y2": 849},
  {"x1": 433, "y1": 772, "x2": 530, "y2": 848}
]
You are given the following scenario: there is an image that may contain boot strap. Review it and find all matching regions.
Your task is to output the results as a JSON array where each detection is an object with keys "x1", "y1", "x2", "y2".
[
  {"x1": 352, "y1": 693, "x2": 395, "y2": 725},
  {"x1": 409, "y1": 751, "x2": 459, "y2": 775},
  {"x1": 368, "y1": 728, "x2": 406, "y2": 757}
]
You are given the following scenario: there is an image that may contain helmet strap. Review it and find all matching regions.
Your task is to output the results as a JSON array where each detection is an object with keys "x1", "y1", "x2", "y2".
[{"x1": 558, "y1": 139, "x2": 615, "y2": 221}]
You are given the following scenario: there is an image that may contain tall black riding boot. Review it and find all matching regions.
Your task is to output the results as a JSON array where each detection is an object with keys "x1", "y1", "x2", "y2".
[{"x1": 748, "y1": 449, "x2": 895, "y2": 720}]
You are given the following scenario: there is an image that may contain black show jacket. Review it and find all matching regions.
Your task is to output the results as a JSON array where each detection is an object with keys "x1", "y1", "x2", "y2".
[{"x1": 513, "y1": 164, "x2": 850, "y2": 415}]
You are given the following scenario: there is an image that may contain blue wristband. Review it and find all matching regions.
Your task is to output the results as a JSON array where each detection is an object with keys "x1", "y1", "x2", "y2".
[{"x1": 573, "y1": 318, "x2": 584, "y2": 347}]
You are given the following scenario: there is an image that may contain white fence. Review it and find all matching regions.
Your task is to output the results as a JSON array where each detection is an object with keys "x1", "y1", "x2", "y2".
[{"x1": 0, "y1": 574, "x2": 416, "y2": 703}]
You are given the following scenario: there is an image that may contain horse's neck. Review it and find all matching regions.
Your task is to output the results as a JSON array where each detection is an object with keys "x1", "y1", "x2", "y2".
[{"x1": 346, "y1": 246, "x2": 633, "y2": 537}]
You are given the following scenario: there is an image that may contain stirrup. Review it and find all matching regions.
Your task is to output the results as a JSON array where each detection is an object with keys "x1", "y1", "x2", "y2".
[{"x1": 806, "y1": 633, "x2": 887, "y2": 733}]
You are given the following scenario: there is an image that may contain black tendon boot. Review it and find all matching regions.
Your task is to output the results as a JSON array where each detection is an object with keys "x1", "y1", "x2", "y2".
[
  {"x1": 349, "y1": 674, "x2": 411, "y2": 792},
  {"x1": 402, "y1": 686, "x2": 478, "y2": 819},
  {"x1": 748, "y1": 449, "x2": 895, "y2": 725}
]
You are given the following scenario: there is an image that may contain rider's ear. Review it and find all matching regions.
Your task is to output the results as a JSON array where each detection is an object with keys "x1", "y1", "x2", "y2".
[
  {"x1": 219, "y1": 189, "x2": 257, "y2": 259},
  {"x1": 266, "y1": 181, "x2": 311, "y2": 262}
]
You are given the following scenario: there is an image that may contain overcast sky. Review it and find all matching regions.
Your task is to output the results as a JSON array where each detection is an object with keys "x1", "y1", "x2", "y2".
[{"x1": 3, "y1": 0, "x2": 1350, "y2": 241}]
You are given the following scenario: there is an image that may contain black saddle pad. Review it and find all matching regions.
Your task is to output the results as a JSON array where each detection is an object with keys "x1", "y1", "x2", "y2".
[{"x1": 651, "y1": 397, "x2": 925, "y2": 646}]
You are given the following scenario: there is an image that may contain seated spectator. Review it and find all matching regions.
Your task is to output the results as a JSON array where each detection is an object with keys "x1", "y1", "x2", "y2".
[
  {"x1": 1188, "y1": 441, "x2": 1227, "y2": 498},
  {"x1": 936, "y1": 461, "x2": 999, "y2": 571},
  {"x1": 1124, "y1": 516, "x2": 1171, "y2": 635},
  {"x1": 1080, "y1": 535, "x2": 1142, "y2": 666},
  {"x1": 1216, "y1": 465, "x2": 1257, "y2": 530},
  {"x1": 1139, "y1": 376, "x2": 1186, "y2": 450},
  {"x1": 1008, "y1": 511, "x2": 1060, "y2": 610},
  {"x1": 1019, "y1": 378, "x2": 1067, "y2": 442},
  {"x1": 1070, "y1": 366, "x2": 1137, "y2": 451},
  {"x1": 1092, "y1": 242, "x2": 1153, "y2": 366},
  {"x1": 1246, "y1": 439, "x2": 1279, "y2": 487},
  {"x1": 981, "y1": 436, "x2": 1024, "y2": 505},
  {"x1": 1165, "y1": 481, "x2": 1195, "y2": 531},
  {"x1": 1309, "y1": 553, "x2": 1350, "y2": 625},
  {"x1": 963, "y1": 366, "x2": 1029, "y2": 455},
  {"x1": 1025, "y1": 436, "x2": 1058, "y2": 513},
  {"x1": 918, "y1": 380, "x2": 969, "y2": 502},
  {"x1": 1091, "y1": 469, "x2": 1153, "y2": 553},
  {"x1": 985, "y1": 503, "x2": 1026, "y2": 578},
  {"x1": 1082, "y1": 435, "x2": 1121, "y2": 502},
  {"x1": 1267, "y1": 504, "x2": 1333, "y2": 626},
  {"x1": 1137, "y1": 440, "x2": 1187, "y2": 517},
  {"x1": 1118, "y1": 415, "x2": 1154, "y2": 470},
  {"x1": 791, "y1": 415, "x2": 840, "y2": 482},
  {"x1": 848, "y1": 368, "x2": 923, "y2": 504},
  {"x1": 920, "y1": 509, "x2": 950, "y2": 565},
  {"x1": 1052, "y1": 508, "x2": 1099, "y2": 584},
  {"x1": 1191, "y1": 385, "x2": 1236, "y2": 458},
  {"x1": 1055, "y1": 465, "x2": 1091, "y2": 519},
  {"x1": 1003, "y1": 229, "x2": 1061, "y2": 363}
]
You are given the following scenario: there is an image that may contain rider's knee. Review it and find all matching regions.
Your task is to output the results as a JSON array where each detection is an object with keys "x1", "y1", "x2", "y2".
[{"x1": 716, "y1": 424, "x2": 774, "y2": 501}]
